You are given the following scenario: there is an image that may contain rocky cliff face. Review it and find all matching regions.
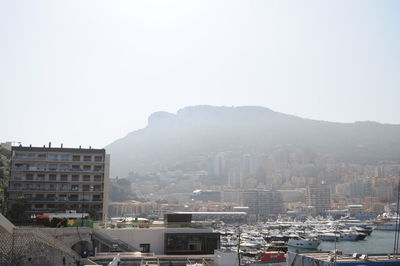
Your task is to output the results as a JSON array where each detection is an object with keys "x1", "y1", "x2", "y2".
[{"x1": 106, "y1": 105, "x2": 400, "y2": 177}]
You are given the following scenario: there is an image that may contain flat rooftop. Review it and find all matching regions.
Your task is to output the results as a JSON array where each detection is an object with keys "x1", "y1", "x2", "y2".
[
  {"x1": 174, "y1": 211, "x2": 247, "y2": 215},
  {"x1": 12, "y1": 145, "x2": 105, "y2": 154},
  {"x1": 291, "y1": 251, "x2": 400, "y2": 263}
]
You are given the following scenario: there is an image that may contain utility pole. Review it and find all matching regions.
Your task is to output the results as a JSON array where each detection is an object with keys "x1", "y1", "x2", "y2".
[{"x1": 237, "y1": 226, "x2": 241, "y2": 266}]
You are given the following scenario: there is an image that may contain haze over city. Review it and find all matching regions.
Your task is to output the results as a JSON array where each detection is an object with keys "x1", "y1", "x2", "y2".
[{"x1": 1, "y1": 0, "x2": 399, "y2": 148}]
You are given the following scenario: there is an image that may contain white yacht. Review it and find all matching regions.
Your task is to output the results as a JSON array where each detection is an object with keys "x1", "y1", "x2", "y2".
[
  {"x1": 287, "y1": 236, "x2": 320, "y2": 249},
  {"x1": 339, "y1": 230, "x2": 367, "y2": 241},
  {"x1": 317, "y1": 232, "x2": 339, "y2": 241}
]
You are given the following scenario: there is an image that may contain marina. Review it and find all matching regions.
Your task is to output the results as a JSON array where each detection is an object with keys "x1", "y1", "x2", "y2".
[{"x1": 215, "y1": 217, "x2": 400, "y2": 265}]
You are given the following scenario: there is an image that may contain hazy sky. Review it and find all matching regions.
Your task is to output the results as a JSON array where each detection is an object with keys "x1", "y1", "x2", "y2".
[{"x1": 1, "y1": 0, "x2": 399, "y2": 148}]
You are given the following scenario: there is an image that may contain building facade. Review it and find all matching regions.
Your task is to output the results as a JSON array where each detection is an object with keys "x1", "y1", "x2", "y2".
[
  {"x1": 306, "y1": 184, "x2": 331, "y2": 215},
  {"x1": 8, "y1": 145, "x2": 109, "y2": 221},
  {"x1": 241, "y1": 190, "x2": 283, "y2": 219},
  {"x1": 108, "y1": 201, "x2": 157, "y2": 217}
]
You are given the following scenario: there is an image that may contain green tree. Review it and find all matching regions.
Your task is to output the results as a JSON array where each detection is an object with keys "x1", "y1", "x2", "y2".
[{"x1": 8, "y1": 197, "x2": 27, "y2": 221}]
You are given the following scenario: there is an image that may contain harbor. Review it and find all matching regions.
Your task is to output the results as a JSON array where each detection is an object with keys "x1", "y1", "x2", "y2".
[{"x1": 214, "y1": 216, "x2": 400, "y2": 265}]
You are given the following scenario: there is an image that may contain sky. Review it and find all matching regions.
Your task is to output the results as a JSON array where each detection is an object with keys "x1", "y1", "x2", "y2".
[{"x1": 1, "y1": 0, "x2": 399, "y2": 148}]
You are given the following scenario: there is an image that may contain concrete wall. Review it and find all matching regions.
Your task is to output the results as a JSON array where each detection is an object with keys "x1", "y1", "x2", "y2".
[
  {"x1": 103, "y1": 154, "x2": 110, "y2": 223},
  {"x1": 0, "y1": 213, "x2": 15, "y2": 234},
  {"x1": 98, "y1": 228, "x2": 166, "y2": 254}
]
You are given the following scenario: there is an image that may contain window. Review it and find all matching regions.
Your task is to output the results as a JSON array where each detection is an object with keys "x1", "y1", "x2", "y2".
[
  {"x1": 94, "y1": 175, "x2": 102, "y2": 182},
  {"x1": 60, "y1": 154, "x2": 69, "y2": 161},
  {"x1": 36, "y1": 194, "x2": 44, "y2": 199},
  {"x1": 60, "y1": 175, "x2": 68, "y2": 181},
  {"x1": 83, "y1": 155, "x2": 92, "y2": 162},
  {"x1": 94, "y1": 166, "x2": 102, "y2": 172},
  {"x1": 48, "y1": 154, "x2": 58, "y2": 161},
  {"x1": 94, "y1": 156, "x2": 103, "y2": 162},
  {"x1": 13, "y1": 173, "x2": 23, "y2": 180},
  {"x1": 47, "y1": 204, "x2": 55, "y2": 209},
  {"x1": 93, "y1": 194, "x2": 101, "y2": 201},
  {"x1": 83, "y1": 165, "x2": 91, "y2": 171},
  {"x1": 37, "y1": 174, "x2": 45, "y2": 181},
  {"x1": 72, "y1": 175, "x2": 79, "y2": 181},
  {"x1": 71, "y1": 185, "x2": 79, "y2": 191},
  {"x1": 69, "y1": 194, "x2": 79, "y2": 201},
  {"x1": 37, "y1": 164, "x2": 46, "y2": 170},
  {"x1": 49, "y1": 174, "x2": 57, "y2": 181},
  {"x1": 72, "y1": 165, "x2": 81, "y2": 171},
  {"x1": 82, "y1": 194, "x2": 90, "y2": 201},
  {"x1": 49, "y1": 164, "x2": 57, "y2": 170},
  {"x1": 59, "y1": 194, "x2": 67, "y2": 200},
  {"x1": 35, "y1": 204, "x2": 44, "y2": 209},
  {"x1": 72, "y1": 155, "x2": 80, "y2": 161},
  {"x1": 140, "y1": 244, "x2": 150, "y2": 253},
  {"x1": 47, "y1": 194, "x2": 55, "y2": 199},
  {"x1": 83, "y1": 175, "x2": 91, "y2": 182},
  {"x1": 26, "y1": 174, "x2": 33, "y2": 181}
]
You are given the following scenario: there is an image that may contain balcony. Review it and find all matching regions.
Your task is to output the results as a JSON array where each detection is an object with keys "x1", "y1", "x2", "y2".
[
  {"x1": 12, "y1": 156, "x2": 104, "y2": 163},
  {"x1": 10, "y1": 197, "x2": 104, "y2": 203},
  {"x1": 7, "y1": 187, "x2": 103, "y2": 193},
  {"x1": 10, "y1": 167, "x2": 104, "y2": 174}
]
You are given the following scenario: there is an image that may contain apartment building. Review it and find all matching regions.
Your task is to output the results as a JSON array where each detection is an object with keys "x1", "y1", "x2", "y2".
[
  {"x1": 306, "y1": 184, "x2": 331, "y2": 215},
  {"x1": 241, "y1": 190, "x2": 283, "y2": 219},
  {"x1": 8, "y1": 144, "x2": 110, "y2": 221}
]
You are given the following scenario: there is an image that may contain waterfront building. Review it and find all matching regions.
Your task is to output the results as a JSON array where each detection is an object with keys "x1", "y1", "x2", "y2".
[
  {"x1": 8, "y1": 144, "x2": 110, "y2": 221},
  {"x1": 373, "y1": 179, "x2": 394, "y2": 202},
  {"x1": 95, "y1": 213, "x2": 220, "y2": 255},
  {"x1": 347, "y1": 204, "x2": 364, "y2": 217},
  {"x1": 306, "y1": 184, "x2": 331, "y2": 215},
  {"x1": 108, "y1": 201, "x2": 157, "y2": 217},
  {"x1": 242, "y1": 190, "x2": 283, "y2": 219},
  {"x1": 173, "y1": 211, "x2": 247, "y2": 223}
]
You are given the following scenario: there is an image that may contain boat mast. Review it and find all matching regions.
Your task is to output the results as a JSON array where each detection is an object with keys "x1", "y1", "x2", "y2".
[{"x1": 394, "y1": 176, "x2": 400, "y2": 255}]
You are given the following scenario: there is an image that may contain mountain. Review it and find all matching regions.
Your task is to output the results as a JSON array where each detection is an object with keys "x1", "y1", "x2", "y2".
[{"x1": 105, "y1": 105, "x2": 400, "y2": 177}]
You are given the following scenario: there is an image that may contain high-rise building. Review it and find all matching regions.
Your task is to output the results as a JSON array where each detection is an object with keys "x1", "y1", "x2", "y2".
[
  {"x1": 306, "y1": 184, "x2": 331, "y2": 215},
  {"x1": 242, "y1": 190, "x2": 283, "y2": 219},
  {"x1": 8, "y1": 144, "x2": 110, "y2": 221}
]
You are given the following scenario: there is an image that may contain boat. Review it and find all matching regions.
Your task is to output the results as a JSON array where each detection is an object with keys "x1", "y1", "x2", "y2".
[
  {"x1": 339, "y1": 230, "x2": 367, "y2": 241},
  {"x1": 351, "y1": 226, "x2": 374, "y2": 235},
  {"x1": 317, "y1": 232, "x2": 339, "y2": 241},
  {"x1": 266, "y1": 241, "x2": 288, "y2": 252},
  {"x1": 245, "y1": 251, "x2": 286, "y2": 265},
  {"x1": 374, "y1": 213, "x2": 400, "y2": 231},
  {"x1": 287, "y1": 236, "x2": 320, "y2": 249}
]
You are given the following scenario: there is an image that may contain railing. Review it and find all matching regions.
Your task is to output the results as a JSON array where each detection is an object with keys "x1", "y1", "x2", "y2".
[
  {"x1": 9, "y1": 198, "x2": 103, "y2": 202},
  {"x1": 12, "y1": 156, "x2": 104, "y2": 163},
  {"x1": 9, "y1": 178, "x2": 104, "y2": 183},
  {"x1": 8, "y1": 187, "x2": 103, "y2": 192},
  {"x1": 11, "y1": 167, "x2": 104, "y2": 173},
  {"x1": 92, "y1": 230, "x2": 139, "y2": 252}
]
